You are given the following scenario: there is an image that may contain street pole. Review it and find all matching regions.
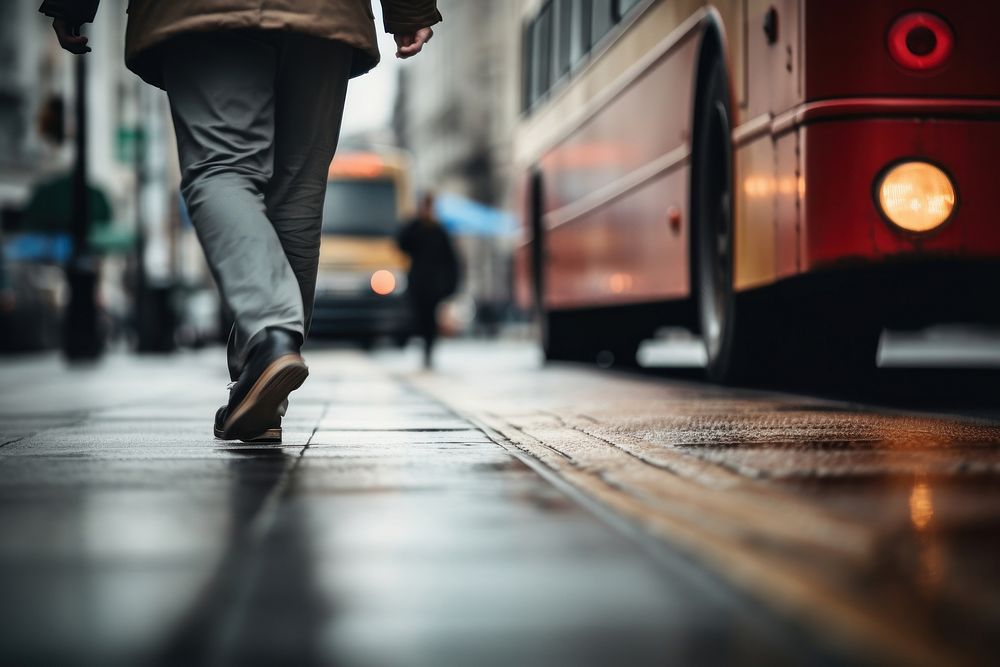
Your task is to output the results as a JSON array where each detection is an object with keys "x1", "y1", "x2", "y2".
[
  {"x1": 132, "y1": 84, "x2": 177, "y2": 353},
  {"x1": 133, "y1": 80, "x2": 149, "y2": 350},
  {"x1": 63, "y1": 55, "x2": 102, "y2": 360}
]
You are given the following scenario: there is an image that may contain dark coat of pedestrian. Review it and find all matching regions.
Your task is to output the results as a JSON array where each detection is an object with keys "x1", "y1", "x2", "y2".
[{"x1": 397, "y1": 194, "x2": 460, "y2": 368}]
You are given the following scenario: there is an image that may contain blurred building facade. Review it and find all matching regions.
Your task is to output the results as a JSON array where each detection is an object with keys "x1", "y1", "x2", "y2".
[
  {"x1": 392, "y1": 0, "x2": 520, "y2": 206},
  {"x1": 1, "y1": 1, "x2": 152, "y2": 221},
  {"x1": 392, "y1": 0, "x2": 522, "y2": 329},
  {"x1": 0, "y1": 2, "x2": 216, "y2": 351}
]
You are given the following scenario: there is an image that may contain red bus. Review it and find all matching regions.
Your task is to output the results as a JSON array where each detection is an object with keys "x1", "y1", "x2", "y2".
[{"x1": 513, "y1": 0, "x2": 1000, "y2": 381}]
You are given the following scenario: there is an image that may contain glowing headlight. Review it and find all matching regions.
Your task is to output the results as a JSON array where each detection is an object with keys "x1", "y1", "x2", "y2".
[
  {"x1": 370, "y1": 269, "x2": 397, "y2": 295},
  {"x1": 876, "y1": 161, "x2": 956, "y2": 233}
]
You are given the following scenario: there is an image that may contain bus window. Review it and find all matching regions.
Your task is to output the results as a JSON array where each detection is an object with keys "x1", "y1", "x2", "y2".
[
  {"x1": 571, "y1": 0, "x2": 591, "y2": 67},
  {"x1": 555, "y1": 0, "x2": 573, "y2": 81},
  {"x1": 322, "y1": 179, "x2": 399, "y2": 237},
  {"x1": 531, "y1": 3, "x2": 553, "y2": 104},
  {"x1": 613, "y1": 0, "x2": 642, "y2": 21},
  {"x1": 521, "y1": 20, "x2": 534, "y2": 111},
  {"x1": 591, "y1": 0, "x2": 614, "y2": 47}
]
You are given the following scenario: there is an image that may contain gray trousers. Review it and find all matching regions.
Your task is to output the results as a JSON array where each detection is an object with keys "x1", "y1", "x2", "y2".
[{"x1": 163, "y1": 32, "x2": 352, "y2": 379}]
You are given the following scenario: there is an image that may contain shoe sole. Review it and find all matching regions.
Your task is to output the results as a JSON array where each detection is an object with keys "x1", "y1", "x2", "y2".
[
  {"x1": 222, "y1": 354, "x2": 308, "y2": 442},
  {"x1": 214, "y1": 425, "x2": 282, "y2": 443}
]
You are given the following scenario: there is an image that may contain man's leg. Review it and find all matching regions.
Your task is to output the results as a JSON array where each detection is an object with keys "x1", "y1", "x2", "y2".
[
  {"x1": 266, "y1": 36, "x2": 353, "y2": 339},
  {"x1": 163, "y1": 33, "x2": 305, "y2": 371}
]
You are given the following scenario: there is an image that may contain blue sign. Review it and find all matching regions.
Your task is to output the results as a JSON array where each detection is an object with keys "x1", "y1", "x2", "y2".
[{"x1": 434, "y1": 194, "x2": 516, "y2": 237}]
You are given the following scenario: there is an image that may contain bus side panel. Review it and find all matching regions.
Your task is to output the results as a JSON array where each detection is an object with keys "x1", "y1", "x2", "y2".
[
  {"x1": 733, "y1": 0, "x2": 804, "y2": 291},
  {"x1": 800, "y1": 119, "x2": 1000, "y2": 271},
  {"x1": 774, "y1": 131, "x2": 801, "y2": 281},
  {"x1": 733, "y1": 139, "x2": 777, "y2": 291},
  {"x1": 513, "y1": 243, "x2": 532, "y2": 311},
  {"x1": 743, "y1": 0, "x2": 802, "y2": 121},
  {"x1": 545, "y1": 170, "x2": 690, "y2": 309},
  {"x1": 512, "y1": 171, "x2": 534, "y2": 312},
  {"x1": 732, "y1": 131, "x2": 802, "y2": 291},
  {"x1": 538, "y1": 36, "x2": 699, "y2": 309}
]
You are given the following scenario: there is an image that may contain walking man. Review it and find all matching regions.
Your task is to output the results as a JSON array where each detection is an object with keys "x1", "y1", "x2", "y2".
[
  {"x1": 397, "y1": 193, "x2": 460, "y2": 369},
  {"x1": 41, "y1": 0, "x2": 442, "y2": 442}
]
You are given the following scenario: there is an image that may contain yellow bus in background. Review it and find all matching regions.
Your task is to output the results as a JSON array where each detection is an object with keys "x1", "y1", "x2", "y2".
[{"x1": 311, "y1": 151, "x2": 414, "y2": 345}]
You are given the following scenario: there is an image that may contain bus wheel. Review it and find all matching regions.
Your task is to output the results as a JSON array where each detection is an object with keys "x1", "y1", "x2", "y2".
[
  {"x1": 693, "y1": 56, "x2": 879, "y2": 385},
  {"x1": 694, "y1": 57, "x2": 747, "y2": 382}
]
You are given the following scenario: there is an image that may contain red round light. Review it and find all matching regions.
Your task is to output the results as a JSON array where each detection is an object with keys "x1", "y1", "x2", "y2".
[{"x1": 888, "y1": 12, "x2": 954, "y2": 71}]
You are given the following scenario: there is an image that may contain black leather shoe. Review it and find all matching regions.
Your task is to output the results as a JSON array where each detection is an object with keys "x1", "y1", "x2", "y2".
[
  {"x1": 216, "y1": 328, "x2": 308, "y2": 441},
  {"x1": 214, "y1": 406, "x2": 282, "y2": 443}
]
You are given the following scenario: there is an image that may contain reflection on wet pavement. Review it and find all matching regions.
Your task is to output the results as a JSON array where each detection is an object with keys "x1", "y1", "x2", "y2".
[{"x1": 0, "y1": 348, "x2": 838, "y2": 666}]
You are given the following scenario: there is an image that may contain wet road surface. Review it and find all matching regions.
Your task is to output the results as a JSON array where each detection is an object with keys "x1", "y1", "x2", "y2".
[{"x1": 1, "y1": 341, "x2": 998, "y2": 665}]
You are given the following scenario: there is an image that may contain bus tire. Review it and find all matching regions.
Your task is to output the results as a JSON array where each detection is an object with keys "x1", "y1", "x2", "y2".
[
  {"x1": 692, "y1": 56, "x2": 879, "y2": 385},
  {"x1": 693, "y1": 55, "x2": 754, "y2": 382},
  {"x1": 692, "y1": 58, "x2": 881, "y2": 386}
]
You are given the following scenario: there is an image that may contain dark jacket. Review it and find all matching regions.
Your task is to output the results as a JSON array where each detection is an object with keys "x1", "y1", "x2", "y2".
[
  {"x1": 39, "y1": 0, "x2": 442, "y2": 88},
  {"x1": 397, "y1": 217, "x2": 460, "y2": 302}
]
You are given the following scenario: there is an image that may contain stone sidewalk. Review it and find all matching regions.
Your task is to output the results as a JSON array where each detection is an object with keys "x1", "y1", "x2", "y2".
[{"x1": 0, "y1": 347, "x2": 822, "y2": 666}]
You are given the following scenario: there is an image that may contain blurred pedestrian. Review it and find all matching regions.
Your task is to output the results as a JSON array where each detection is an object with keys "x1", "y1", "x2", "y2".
[
  {"x1": 397, "y1": 193, "x2": 460, "y2": 369},
  {"x1": 41, "y1": 0, "x2": 442, "y2": 442}
]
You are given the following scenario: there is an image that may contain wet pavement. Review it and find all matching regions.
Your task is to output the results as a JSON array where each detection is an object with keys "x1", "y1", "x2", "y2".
[
  {"x1": 0, "y1": 348, "x2": 824, "y2": 666},
  {"x1": 1, "y1": 341, "x2": 999, "y2": 665},
  {"x1": 410, "y1": 340, "x2": 1000, "y2": 666}
]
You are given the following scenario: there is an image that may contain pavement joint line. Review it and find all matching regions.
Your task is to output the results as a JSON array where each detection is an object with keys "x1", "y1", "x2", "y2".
[
  {"x1": 196, "y1": 408, "x2": 324, "y2": 667},
  {"x1": 412, "y1": 376, "x2": 966, "y2": 667},
  {"x1": 0, "y1": 411, "x2": 89, "y2": 419},
  {"x1": 392, "y1": 376, "x2": 572, "y2": 460},
  {"x1": 396, "y1": 376, "x2": 730, "y2": 575},
  {"x1": 492, "y1": 415, "x2": 581, "y2": 466},
  {"x1": 0, "y1": 437, "x2": 24, "y2": 451},
  {"x1": 482, "y1": 411, "x2": 574, "y2": 461},
  {"x1": 444, "y1": 404, "x2": 864, "y2": 665},
  {"x1": 393, "y1": 375, "x2": 870, "y2": 660},
  {"x1": 477, "y1": 409, "x2": 955, "y2": 666}
]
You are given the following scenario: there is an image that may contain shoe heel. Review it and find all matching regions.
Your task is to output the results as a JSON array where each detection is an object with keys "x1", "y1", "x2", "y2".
[{"x1": 223, "y1": 356, "x2": 307, "y2": 440}]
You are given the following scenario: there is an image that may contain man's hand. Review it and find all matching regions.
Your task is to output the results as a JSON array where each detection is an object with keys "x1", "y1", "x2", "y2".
[
  {"x1": 394, "y1": 27, "x2": 433, "y2": 59},
  {"x1": 52, "y1": 18, "x2": 91, "y2": 54}
]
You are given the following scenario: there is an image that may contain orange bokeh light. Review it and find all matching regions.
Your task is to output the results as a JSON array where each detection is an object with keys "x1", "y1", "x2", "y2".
[
  {"x1": 370, "y1": 270, "x2": 396, "y2": 295},
  {"x1": 328, "y1": 153, "x2": 385, "y2": 180}
]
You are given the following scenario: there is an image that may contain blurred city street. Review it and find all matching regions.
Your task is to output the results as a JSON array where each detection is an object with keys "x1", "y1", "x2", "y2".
[
  {"x1": 2, "y1": 339, "x2": 1000, "y2": 665},
  {"x1": 5, "y1": 0, "x2": 1000, "y2": 664}
]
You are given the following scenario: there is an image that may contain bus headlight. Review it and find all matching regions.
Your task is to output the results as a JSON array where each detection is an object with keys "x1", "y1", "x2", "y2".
[
  {"x1": 370, "y1": 269, "x2": 397, "y2": 295},
  {"x1": 876, "y1": 161, "x2": 956, "y2": 233}
]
